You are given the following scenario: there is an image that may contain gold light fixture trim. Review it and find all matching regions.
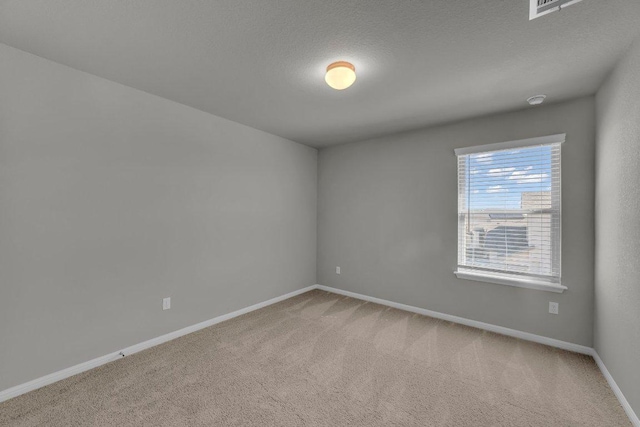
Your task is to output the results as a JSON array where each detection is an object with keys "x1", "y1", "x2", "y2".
[{"x1": 325, "y1": 61, "x2": 356, "y2": 90}]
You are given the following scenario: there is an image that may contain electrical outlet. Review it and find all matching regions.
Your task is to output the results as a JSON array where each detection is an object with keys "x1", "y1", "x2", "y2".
[
  {"x1": 549, "y1": 302, "x2": 558, "y2": 315},
  {"x1": 336, "y1": 266, "x2": 341, "y2": 275},
  {"x1": 163, "y1": 297, "x2": 171, "y2": 310}
]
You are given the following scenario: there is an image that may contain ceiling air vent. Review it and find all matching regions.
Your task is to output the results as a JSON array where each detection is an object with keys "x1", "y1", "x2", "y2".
[{"x1": 530, "y1": 0, "x2": 585, "y2": 20}]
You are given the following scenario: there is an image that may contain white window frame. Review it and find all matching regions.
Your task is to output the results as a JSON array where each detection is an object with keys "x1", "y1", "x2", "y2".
[{"x1": 454, "y1": 134, "x2": 566, "y2": 293}]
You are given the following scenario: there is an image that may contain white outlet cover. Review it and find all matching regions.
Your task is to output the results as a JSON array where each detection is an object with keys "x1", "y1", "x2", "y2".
[
  {"x1": 163, "y1": 297, "x2": 171, "y2": 310},
  {"x1": 549, "y1": 302, "x2": 558, "y2": 315},
  {"x1": 336, "y1": 266, "x2": 341, "y2": 275}
]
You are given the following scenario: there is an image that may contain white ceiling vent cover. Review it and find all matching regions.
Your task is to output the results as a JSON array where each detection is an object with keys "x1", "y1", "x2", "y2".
[{"x1": 530, "y1": 0, "x2": 586, "y2": 20}]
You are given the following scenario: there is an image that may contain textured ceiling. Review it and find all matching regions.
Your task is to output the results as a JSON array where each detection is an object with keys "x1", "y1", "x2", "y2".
[{"x1": 1, "y1": 1, "x2": 639, "y2": 148}]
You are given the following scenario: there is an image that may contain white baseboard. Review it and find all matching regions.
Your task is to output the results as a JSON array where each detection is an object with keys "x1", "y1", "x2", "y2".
[
  {"x1": 592, "y1": 351, "x2": 640, "y2": 426},
  {"x1": 316, "y1": 284, "x2": 638, "y2": 426},
  {"x1": 316, "y1": 285, "x2": 592, "y2": 354},
  {"x1": 3, "y1": 283, "x2": 637, "y2": 427},
  {"x1": 0, "y1": 285, "x2": 317, "y2": 404}
]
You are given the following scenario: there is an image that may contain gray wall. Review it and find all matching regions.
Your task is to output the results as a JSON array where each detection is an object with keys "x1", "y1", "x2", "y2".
[
  {"x1": 318, "y1": 97, "x2": 596, "y2": 346},
  {"x1": 595, "y1": 39, "x2": 640, "y2": 415},
  {"x1": 0, "y1": 44, "x2": 317, "y2": 391}
]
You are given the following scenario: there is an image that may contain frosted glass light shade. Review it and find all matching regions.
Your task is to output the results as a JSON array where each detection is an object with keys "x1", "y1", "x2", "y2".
[{"x1": 325, "y1": 61, "x2": 356, "y2": 90}]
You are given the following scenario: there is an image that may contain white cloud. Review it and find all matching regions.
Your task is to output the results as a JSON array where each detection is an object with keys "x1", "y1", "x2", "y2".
[
  {"x1": 508, "y1": 170, "x2": 548, "y2": 184},
  {"x1": 515, "y1": 173, "x2": 548, "y2": 184},
  {"x1": 487, "y1": 185, "x2": 508, "y2": 193},
  {"x1": 473, "y1": 153, "x2": 493, "y2": 163},
  {"x1": 486, "y1": 167, "x2": 515, "y2": 177}
]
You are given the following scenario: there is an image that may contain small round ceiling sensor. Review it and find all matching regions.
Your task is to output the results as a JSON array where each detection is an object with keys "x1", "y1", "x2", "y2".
[{"x1": 527, "y1": 95, "x2": 546, "y2": 106}]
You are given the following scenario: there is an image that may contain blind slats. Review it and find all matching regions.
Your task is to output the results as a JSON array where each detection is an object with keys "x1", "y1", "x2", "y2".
[{"x1": 457, "y1": 142, "x2": 561, "y2": 282}]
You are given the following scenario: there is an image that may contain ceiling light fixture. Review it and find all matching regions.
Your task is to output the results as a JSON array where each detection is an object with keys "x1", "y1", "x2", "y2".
[
  {"x1": 527, "y1": 95, "x2": 546, "y2": 106},
  {"x1": 325, "y1": 61, "x2": 356, "y2": 90}
]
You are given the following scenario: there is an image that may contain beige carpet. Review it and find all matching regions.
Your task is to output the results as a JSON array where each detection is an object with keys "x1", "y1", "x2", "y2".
[{"x1": 0, "y1": 290, "x2": 630, "y2": 426}]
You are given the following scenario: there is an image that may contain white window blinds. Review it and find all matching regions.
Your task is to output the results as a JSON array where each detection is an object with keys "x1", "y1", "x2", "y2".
[{"x1": 455, "y1": 135, "x2": 563, "y2": 285}]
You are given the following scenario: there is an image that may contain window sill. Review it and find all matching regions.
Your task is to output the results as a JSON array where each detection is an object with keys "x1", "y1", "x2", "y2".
[{"x1": 454, "y1": 270, "x2": 567, "y2": 293}]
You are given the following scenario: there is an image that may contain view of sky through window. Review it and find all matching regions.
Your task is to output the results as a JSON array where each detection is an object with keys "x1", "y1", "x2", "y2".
[{"x1": 466, "y1": 145, "x2": 553, "y2": 210}]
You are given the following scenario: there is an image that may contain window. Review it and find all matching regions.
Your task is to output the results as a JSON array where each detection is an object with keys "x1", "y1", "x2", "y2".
[{"x1": 454, "y1": 134, "x2": 565, "y2": 293}]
